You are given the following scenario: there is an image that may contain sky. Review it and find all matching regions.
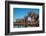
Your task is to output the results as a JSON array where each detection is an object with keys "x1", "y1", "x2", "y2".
[{"x1": 13, "y1": 8, "x2": 39, "y2": 19}]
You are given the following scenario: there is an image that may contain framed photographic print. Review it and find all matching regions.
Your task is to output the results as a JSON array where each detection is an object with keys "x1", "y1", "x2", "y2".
[{"x1": 5, "y1": 1, "x2": 45, "y2": 35}]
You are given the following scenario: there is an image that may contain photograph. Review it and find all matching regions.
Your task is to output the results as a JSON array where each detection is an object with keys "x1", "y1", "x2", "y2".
[{"x1": 13, "y1": 8, "x2": 39, "y2": 28}]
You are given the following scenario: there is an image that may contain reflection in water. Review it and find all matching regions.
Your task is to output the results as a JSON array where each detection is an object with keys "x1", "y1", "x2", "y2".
[{"x1": 14, "y1": 25, "x2": 25, "y2": 28}]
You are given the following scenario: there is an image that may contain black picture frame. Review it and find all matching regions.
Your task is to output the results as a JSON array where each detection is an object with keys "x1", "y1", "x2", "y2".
[{"x1": 5, "y1": 1, "x2": 45, "y2": 35}]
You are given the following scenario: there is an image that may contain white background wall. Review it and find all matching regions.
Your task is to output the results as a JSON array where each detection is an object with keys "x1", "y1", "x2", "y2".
[{"x1": 0, "y1": 0, "x2": 46, "y2": 36}]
